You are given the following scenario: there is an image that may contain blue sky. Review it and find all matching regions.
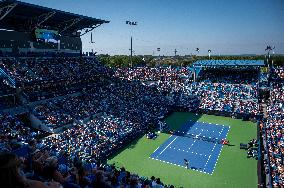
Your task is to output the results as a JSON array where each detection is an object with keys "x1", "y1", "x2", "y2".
[{"x1": 22, "y1": 0, "x2": 284, "y2": 55}]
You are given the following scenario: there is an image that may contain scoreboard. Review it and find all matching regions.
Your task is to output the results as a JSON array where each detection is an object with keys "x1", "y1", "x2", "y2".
[{"x1": 35, "y1": 29, "x2": 59, "y2": 43}]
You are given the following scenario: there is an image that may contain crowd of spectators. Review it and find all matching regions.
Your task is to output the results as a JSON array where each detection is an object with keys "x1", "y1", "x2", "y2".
[
  {"x1": 259, "y1": 71, "x2": 269, "y2": 88},
  {"x1": 31, "y1": 79, "x2": 171, "y2": 131},
  {"x1": 0, "y1": 74, "x2": 18, "y2": 109},
  {"x1": 0, "y1": 58, "x2": 266, "y2": 188},
  {"x1": 32, "y1": 103, "x2": 74, "y2": 130},
  {"x1": 263, "y1": 67, "x2": 284, "y2": 187},
  {"x1": 0, "y1": 112, "x2": 41, "y2": 152},
  {"x1": 1, "y1": 150, "x2": 174, "y2": 188},
  {"x1": 0, "y1": 88, "x2": 170, "y2": 186},
  {"x1": 0, "y1": 78, "x2": 15, "y2": 96},
  {"x1": 1, "y1": 60, "x2": 261, "y2": 123},
  {"x1": 114, "y1": 66, "x2": 192, "y2": 82},
  {"x1": 23, "y1": 80, "x2": 85, "y2": 102},
  {"x1": 0, "y1": 58, "x2": 33, "y2": 83},
  {"x1": 271, "y1": 67, "x2": 284, "y2": 82},
  {"x1": 197, "y1": 67, "x2": 259, "y2": 85},
  {"x1": 41, "y1": 115, "x2": 142, "y2": 161},
  {"x1": 0, "y1": 57, "x2": 110, "y2": 84},
  {"x1": 0, "y1": 57, "x2": 112, "y2": 101},
  {"x1": 0, "y1": 95, "x2": 18, "y2": 110},
  {"x1": 114, "y1": 66, "x2": 260, "y2": 117},
  {"x1": 234, "y1": 100, "x2": 259, "y2": 116},
  {"x1": 193, "y1": 67, "x2": 259, "y2": 116},
  {"x1": 114, "y1": 67, "x2": 192, "y2": 95},
  {"x1": 187, "y1": 82, "x2": 259, "y2": 116}
]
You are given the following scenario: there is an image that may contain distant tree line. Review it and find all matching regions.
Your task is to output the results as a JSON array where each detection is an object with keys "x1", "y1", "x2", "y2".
[
  {"x1": 97, "y1": 54, "x2": 146, "y2": 67},
  {"x1": 269, "y1": 55, "x2": 284, "y2": 66},
  {"x1": 96, "y1": 54, "x2": 284, "y2": 67}
]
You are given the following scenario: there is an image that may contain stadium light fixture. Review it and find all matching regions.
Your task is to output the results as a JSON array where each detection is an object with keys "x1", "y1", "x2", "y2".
[
  {"x1": 126, "y1": 20, "x2": 137, "y2": 67},
  {"x1": 196, "y1": 48, "x2": 199, "y2": 54},
  {"x1": 126, "y1": 21, "x2": 137, "y2": 25},
  {"x1": 208, "y1": 49, "x2": 211, "y2": 59},
  {"x1": 265, "y1": 45, "x2": 272, "y2": 58},
  {"x1": 157, "y1": 48, "x2": 161, "y2": 57}
]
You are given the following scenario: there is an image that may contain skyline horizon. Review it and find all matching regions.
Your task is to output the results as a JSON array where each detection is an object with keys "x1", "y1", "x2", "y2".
[
  {"x1": 20, "y1": 0, "x2": 284, "y2": 56},
  {"x1": 93, "y1": 49, "x2": 282, "y2": 56}
]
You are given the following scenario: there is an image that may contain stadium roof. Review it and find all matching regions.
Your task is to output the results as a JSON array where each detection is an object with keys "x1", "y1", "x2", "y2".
[
  {"x1": 0, "y1": 0, "x2": 109, "y2": 36},
  {"x1": 193, "y1": 60, "x2": 265, "y2": 67}
]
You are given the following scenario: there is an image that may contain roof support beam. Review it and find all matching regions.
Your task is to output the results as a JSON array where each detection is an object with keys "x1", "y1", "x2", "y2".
[
  {"x1": 0, "y1": 3, "x2": 17, "y2": 21},
  {"x1": 59, "y1": 17, "x2": 83, "y2": 34},
  {"x1": 80, "y1": 24, "x2": 102, "y2": 36},
  {"x1": 29, "y1": 11, "x2": 56, "y2": 31}
]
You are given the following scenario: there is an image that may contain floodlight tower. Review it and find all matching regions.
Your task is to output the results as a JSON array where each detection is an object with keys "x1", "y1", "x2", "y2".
[
  {"x1": 208, "y1": 49, "x2": 211, "y2": 59},
  {"x1": 265, "y1": 45, "x2": 273, "y2": 66},
  {"x1": 126, "y1": 21, "x2": 137, "y2": 67},
  {"x1": 174, "y1": 49, "x2": 177, "y2": 56},
  {"x1": 196, "y1": 48, "x2": 200, "y2": 55},
  {"x1": 265, "y1": 45, "x2": 272, "y2": 58}
]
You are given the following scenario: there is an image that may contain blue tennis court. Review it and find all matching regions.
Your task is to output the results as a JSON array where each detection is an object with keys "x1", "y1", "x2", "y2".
[{"x1": 150, "y1": 120, "x2": 230, "y2": 175}]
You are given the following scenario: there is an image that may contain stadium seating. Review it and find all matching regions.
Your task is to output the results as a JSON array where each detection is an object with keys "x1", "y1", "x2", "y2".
[
  {"x1": 262, "y1": 67, "x2": 284, "y2": 187},
  {"x1": 0, "y1": 112, "x2": 42, "y2": 152},
  {"x1": 1, "y1": 56, "x2": 282, "y2": 187},
  {"x1": 115, "y1": 66, "x2": 259, "y2": 118}
]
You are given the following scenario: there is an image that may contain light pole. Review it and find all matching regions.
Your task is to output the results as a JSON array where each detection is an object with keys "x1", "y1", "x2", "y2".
[
  {"x1": 126, "y1": 21, "x2": 137, "y2": 67},
  {"x1": 174, "y1": 49, "x2": 177, "y2": 56},
  {"x1": 272, "y1": 46, "x2": 275, "y2": 67},
  {"x1": 208, "y1": 49, "x2": 211, "y2": 59},
  {"x1": 265, "y1": 45, "x2": 272, "y2": 66}
]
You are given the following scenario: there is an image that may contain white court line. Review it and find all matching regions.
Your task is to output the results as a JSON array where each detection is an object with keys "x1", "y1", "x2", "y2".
[
  {"x1": 153, "y1": 146, "x2": 160, "y2": 153},
  {"x1": 211, "y1": 125, "x2": 229, "y2": 174},
  {"x1": 203, "y1": 154, "x2": 212, "y2": 170},
  {"x1": 200, "y1": 125, "x2": 224, "y2": 173},
  {"x1": 155, "y1": 121, "x2": 228, "y2": 175},
  {"x1": 218, "y1": 126, "x2": 225, "y2": 137},
  {"x1": 211, "y1": 142, "x2": 218, "y2": 152},
  {"x1": 152, "y1": 135, "x2": 172, "y2": 156},
  {"x1": 186, "y1": 127, "x2": 204, "y2": 151},
  {"x1": 159, "y1": 136, "x2": 177, "y2": 155},
  {"x1": 170, "y1": 147, "x2": 208, "y2": 157},
  {"x1": 186, "y1": 128, "x2": 203, "y2": 150},
  {"x1": 149, "y1": 157, "x2": 211, "y2": 175},
  {"x1": 188, "y1": 140, "x2": 197, "y2": 151},
  {"x1": 212, "y1": 144, "x2": 224, "y2": 174}
]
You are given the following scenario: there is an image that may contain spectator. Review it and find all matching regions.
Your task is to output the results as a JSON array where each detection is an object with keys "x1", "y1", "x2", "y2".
[{"x1": 0, "y1": 152, "x2": 62, "y2": 188}]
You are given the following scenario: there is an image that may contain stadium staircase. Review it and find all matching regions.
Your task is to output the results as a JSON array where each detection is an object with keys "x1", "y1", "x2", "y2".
[
  {"x1": 261, "y1": 103, "x2": 268, "y2": 118},
  {"x1": 0, "y1": 67, "x2": 16, "y2": 87},
  {"x1": 259, "y1": 102, "x2": 272, "y2": 188}
]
